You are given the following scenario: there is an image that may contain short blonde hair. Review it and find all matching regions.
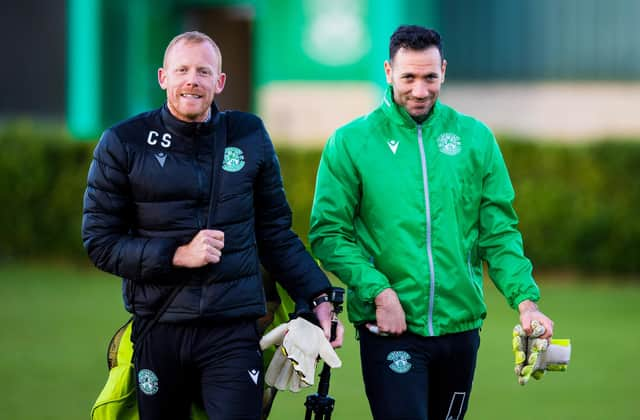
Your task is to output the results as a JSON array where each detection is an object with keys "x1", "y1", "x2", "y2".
[{"x1": 163, "y1": 31, "x2": 222, "y2": 71}]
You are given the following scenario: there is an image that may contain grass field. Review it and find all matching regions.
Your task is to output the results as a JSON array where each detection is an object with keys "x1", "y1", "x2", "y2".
[{"x1": 1, "y1": 263, "x2": 638, "y2": 419}]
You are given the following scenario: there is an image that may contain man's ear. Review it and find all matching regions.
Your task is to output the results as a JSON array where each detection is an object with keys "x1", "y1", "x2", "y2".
[
  {"x1": 215, "y1": 73, "x2": 227, "y2": 94},
  {"x1": 384, "y1": 60, "x2": 393, "y2": 85},
  {"x1": 441, "y1": 59, "x2": 447, "y2": 84},
  {"x1": 158, "y1": 67, "x2": 167, "y2": 90}
]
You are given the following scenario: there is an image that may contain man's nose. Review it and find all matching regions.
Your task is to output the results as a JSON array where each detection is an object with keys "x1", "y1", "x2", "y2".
[
  {"x1": 412, "y1": 82, "x2": 429, "y2": 98},
  {"x1": 185, "y1": 70, "x2": 199, "y2": 86}
]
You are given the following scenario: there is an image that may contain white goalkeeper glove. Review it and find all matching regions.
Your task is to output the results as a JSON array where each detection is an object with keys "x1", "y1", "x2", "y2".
[
  {"x1": 262, "y1": 343, "x2": 306, "y2": 392},
  {"x1": 259, "y1": 317, "x2": 342, "y2": 391},
  {"x1": 513, "y1": 320, "x2": 571, "y2": 385}
]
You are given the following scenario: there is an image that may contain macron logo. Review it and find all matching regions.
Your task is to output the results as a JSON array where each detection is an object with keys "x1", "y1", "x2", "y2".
[
  {"x1": 248, "y1": 369, "x2": 260, "y2": 385},
  {"x1": 387, "y1": 139, "x2": 399, "y2": 155},
  {"x1": 154, "y1": 152, "x2": 167, "y2": 167}
]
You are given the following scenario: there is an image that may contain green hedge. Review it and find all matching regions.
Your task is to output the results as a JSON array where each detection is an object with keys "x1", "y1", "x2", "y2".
[
  {"x1": 1, "y1": 123, "x2": 638, "y2": 274},
  {"x1": 501, "y1": 140, "x2": 640, "y2": 273},
  {"x1": 0, "y1": 122, "x2": 94, "y2": 261}
]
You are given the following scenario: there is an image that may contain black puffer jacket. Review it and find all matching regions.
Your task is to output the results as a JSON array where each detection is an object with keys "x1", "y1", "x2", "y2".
[{"x1": 82, "y1": 104, "x2": 330, "y2": 322}]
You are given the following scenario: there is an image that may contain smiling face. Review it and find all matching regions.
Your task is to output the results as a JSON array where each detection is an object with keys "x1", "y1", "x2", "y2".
[
  {"x1": 384, "y1": 46, "x2": 447, "y2": 120},
  {"x1": 158, "y1": 39, "x2": 226, "y2": 122}
]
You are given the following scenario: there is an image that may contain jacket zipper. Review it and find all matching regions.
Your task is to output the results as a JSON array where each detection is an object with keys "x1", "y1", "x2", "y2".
[{"x1": 417, "y1": 124, "x2": 436, "y2": 336}]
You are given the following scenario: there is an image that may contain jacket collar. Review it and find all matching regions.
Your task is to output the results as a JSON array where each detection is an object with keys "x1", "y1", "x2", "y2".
[
  {"x1": 161, "y1": 102, "x2": 219, "y2": 138},
  {"x1": 380, "y1": 85, "x2": 442, "y2": 128}
]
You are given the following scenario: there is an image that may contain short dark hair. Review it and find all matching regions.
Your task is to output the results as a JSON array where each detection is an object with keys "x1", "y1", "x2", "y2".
[{"x1": 389, "y1": 25, "x2": 443, "y2": 61}]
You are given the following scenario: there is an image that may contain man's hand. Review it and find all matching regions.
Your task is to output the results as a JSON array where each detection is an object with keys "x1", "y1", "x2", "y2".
[
  {"x1": 368, "y1": 288, "x2": 406, "y2": 335},
  {"x1": 260, "y1": 317, "x2": 342, "y2": 389},
  {"x1": 172, "y1": 229, "x2": 224, "y2": 267},
  {"x1": 518, "y1": 300, "x2": 554, "y2": 339},
  {"x1": 312, "y1": 298, "x2": 344, "y2": 347}
]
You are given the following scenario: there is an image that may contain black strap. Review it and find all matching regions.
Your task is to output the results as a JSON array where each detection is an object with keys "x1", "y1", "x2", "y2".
[
  {"x1": 205, "y1": 111, "x2": 228, "y2": 229},
  {"x1": 135, "y1": 111, "x2": 228, "y2": 344}
]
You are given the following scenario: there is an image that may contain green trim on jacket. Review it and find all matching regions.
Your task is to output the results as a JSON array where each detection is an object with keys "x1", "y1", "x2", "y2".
[{"x1": 309, "y1": 86, "x2": 540, "y2": 337}]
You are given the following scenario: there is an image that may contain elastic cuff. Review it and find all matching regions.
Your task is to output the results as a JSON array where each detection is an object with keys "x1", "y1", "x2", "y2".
[
  {"x1": 361, "y1": 284, "x2": 391, "y2": 303},
  {"x1": 292, "y1": 309, "x2": 320, "y2": 327}
]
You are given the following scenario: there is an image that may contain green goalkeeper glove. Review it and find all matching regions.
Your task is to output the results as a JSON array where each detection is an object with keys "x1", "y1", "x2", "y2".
[
  {"x1": 512, "y1": 320, "x2": 545, "y2": 378},
  {"x1": 512, "y1": 320, "x2": 571, "y2": 385}
]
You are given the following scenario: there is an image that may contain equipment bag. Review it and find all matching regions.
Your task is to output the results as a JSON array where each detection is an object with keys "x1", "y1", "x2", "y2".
[{"x1": 90, "y1": 319, "x2": 137, "y2": 420}]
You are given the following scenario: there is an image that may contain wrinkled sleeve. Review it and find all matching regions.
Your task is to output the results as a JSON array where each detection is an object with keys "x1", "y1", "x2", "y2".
[
  {"x1": 309, "y1": 132, "x2": 390, "y2": 303},
  {"x1": 253, "y1": 124, "x2": 331, "y2": 306},
  {"x1": 478, "y1": 135, "x2": 540, "y2": 308},
  {"x1": 81, "y1": 129, "x2": 178, "y2": 283}
]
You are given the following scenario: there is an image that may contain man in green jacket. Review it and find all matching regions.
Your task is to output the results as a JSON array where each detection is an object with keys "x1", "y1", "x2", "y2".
[{"x1": 309, "y1": 25, "x2": 554, "y2": 419}]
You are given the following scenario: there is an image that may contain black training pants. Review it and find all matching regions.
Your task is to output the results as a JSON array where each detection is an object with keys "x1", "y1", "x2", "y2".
[
  {"x1": 358, "y1": 326, "x2": 480, "y2": 420},
  {"x1": 132, "y1": 317, "x2": 264, "y2": 420}
]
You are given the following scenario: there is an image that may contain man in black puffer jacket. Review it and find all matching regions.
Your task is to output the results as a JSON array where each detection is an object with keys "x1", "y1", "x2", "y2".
[{"x1": 82, "y1": 31, "x2": 343, "y2": 420}]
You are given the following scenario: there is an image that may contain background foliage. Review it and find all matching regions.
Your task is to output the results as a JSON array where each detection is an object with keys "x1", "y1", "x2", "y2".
[{"x1": 1, "y1": 122, "x2": 638, "y2": 274}]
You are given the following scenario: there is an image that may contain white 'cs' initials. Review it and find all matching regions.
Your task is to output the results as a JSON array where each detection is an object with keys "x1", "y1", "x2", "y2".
[{"x1": 147, "y1": 131, "x2": 172, "y2": 148}]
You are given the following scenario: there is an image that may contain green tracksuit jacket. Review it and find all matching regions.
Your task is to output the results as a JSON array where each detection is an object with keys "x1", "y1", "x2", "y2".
[{"x1": 309, "y1": 87, "x2": 540, "y2": 337}]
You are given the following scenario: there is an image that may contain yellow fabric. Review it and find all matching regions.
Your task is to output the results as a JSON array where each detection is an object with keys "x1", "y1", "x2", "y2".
[
  {"x1": 90, "y1": 364, "x2": 138, "y2": 420},
  {"x1": 91, "y1": 320, "x2": 137, "y2": 420}
]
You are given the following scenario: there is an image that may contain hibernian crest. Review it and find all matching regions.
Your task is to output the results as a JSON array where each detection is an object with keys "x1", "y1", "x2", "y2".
[
  {"x1": 222, "y1": 147, "x2": 245, "y2": 172},
  {"x1": 138, "y1": 369, "x2": 159, "y2": 395},
  {"x1": 387, "y1": 350, "x2": 412, "y2": 374},
  {"x1": 437, "y1": 132, "x2": 462, "y2": 156}
]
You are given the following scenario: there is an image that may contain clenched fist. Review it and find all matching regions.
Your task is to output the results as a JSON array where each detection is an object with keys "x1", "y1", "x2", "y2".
[{"x1": 172, "y1": 229, "x2": 224, "y2": 267}]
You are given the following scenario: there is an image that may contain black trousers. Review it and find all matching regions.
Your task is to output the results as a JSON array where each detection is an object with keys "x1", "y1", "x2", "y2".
[
  {"x1": 358, "y1": 326, "x2": 480, "y2": 420},
  {"x1": 132, "y1": 317, "x2": 264, "y2": 420}
]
